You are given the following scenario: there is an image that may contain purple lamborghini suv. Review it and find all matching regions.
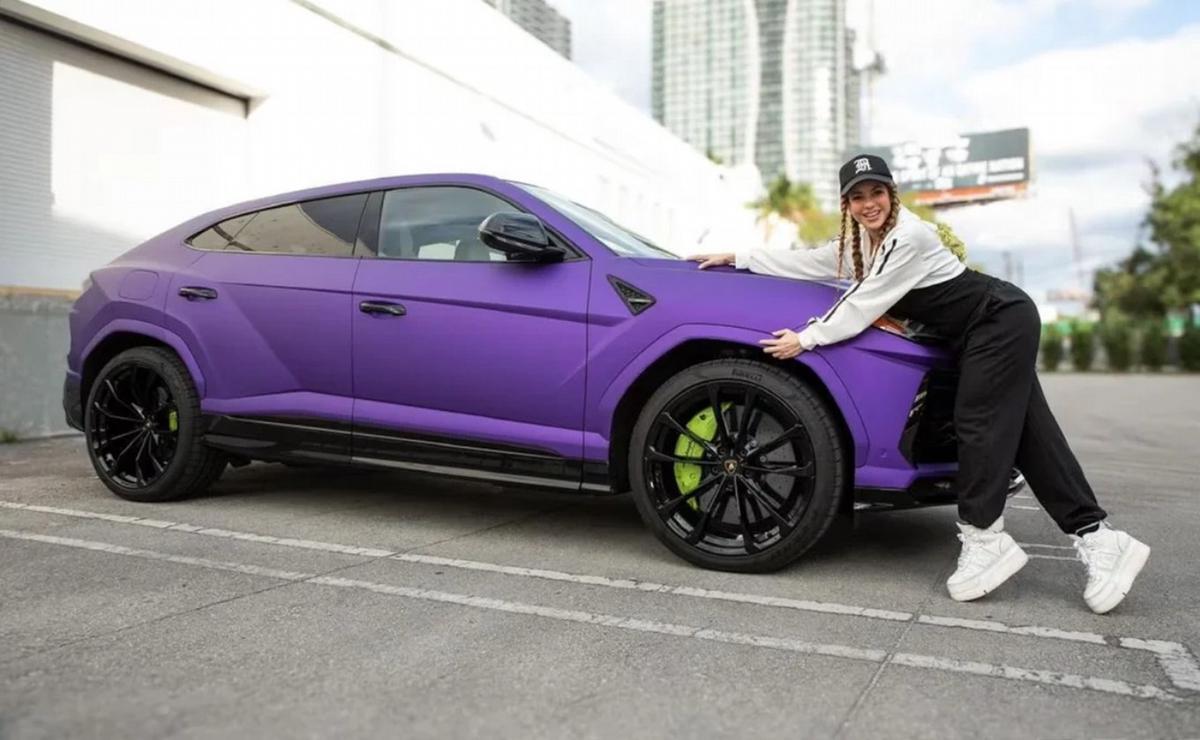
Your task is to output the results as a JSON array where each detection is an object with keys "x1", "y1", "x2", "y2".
[{"x1": 63, "y1": 173, "x2": 964, "y2": 572}]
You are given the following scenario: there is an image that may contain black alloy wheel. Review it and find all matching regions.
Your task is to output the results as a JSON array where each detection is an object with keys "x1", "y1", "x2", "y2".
[
  {"x1": 643, "y1": 381, "x2": 816, "y2": 557},
  {"x1": 85, "y1": 347, "x2": 227, "y2": 502},
  {"x1": 629, "y1": 359, "x2": 845, "y2": 572},
  {"x1": 89, "y1": 363, "x2": 178, "y2": 489}
]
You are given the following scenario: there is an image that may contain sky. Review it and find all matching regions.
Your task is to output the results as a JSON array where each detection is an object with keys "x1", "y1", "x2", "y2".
[{"x1": 546, "y1": 0, "x2": 1200, "y2": 308}]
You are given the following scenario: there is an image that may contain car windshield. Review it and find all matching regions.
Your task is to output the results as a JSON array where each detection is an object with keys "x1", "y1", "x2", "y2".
[{"x1": 516, "y1": 184, "x2": 678, "y2": 259}]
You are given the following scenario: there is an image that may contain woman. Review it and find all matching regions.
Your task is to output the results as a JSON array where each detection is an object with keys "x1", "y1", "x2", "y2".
[{"x1": 692, "y1": 154, "x2": 1149, "y2": 614}]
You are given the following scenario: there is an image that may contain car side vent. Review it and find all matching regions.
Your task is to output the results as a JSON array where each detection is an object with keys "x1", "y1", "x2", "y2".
[{"x1": 607, "y1": 276, "x2": 656, "y2": 315}]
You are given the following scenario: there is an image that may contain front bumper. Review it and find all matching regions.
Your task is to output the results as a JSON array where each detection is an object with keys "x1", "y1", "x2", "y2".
[
  {"x1": 63, "y1": 372, "x2": 83, "y2": 431},
  {"x1": 899, "y1": 369, "x2": 959, "y2": 465},
  {"x1": 855, "y1": 477, "x2": 957, "y2": 511}
]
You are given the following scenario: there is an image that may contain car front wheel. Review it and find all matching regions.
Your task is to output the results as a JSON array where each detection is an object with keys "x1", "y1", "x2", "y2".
[{"x1": 628, "y1": 359, "x2": 846, "y2": 572}]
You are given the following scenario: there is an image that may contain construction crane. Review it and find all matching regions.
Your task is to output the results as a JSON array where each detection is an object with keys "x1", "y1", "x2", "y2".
[{"x1": 1046, "y1": 208, "x2": 1092, "y2": 303}]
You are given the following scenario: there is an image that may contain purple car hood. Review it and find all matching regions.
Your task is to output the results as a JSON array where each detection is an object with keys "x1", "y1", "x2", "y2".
[
  {"x1": 623, "y1": 257, "x2": 847, "y2": 332},
  {"x1": 618, "y1": 257, "x2": 950, "y2": 363}
]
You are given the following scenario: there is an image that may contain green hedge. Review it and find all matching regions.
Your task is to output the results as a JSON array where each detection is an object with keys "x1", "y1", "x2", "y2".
[
  {"x1": 1100, "y1": 318, "x2": 1134, "y2": 372},
  {"x1": 1181, "y1": 324, "x2": 1200, "y2": 371},
  {"x1": 1070, "y1": 321, "x2": 1095, "y2": 371},
  {"x1": 1041, "y1": 324, "x2": 1064, "y2": 371},
  {"x1": 1042, "y1": 317, "x2": 1200, "y2": 371},
  {"x1": 1140, "y1": 321, "x2": 1168, "y2": 371}
]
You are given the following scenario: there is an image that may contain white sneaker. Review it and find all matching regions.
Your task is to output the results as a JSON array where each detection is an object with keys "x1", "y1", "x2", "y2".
[
  {"x1": 1072, "y1": 523, "x2": 1150, "y2": 614},
  {"x1": 947, "y1": 517, "x2": 1029, "y2": 602}
]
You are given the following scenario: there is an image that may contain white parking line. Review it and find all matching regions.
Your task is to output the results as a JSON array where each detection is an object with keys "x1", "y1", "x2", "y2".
[
  {"x1": 1020, "y1": 543, "x2": 1082, "y2": 562},
  {"x1": 1008, "y1": 504, "x2": 1042, "y2": 511},
  {"x1": 915, "y1": 615, "x2": 1105, "y2": 644},
  {"x1": 1122, "y1": 639, "x2": 1200, "y2": 693},
  {"x1": 388, "y1": 550, "x2": 917, "y2": 620},
  {"x1": 1018, "y1": 542, "x2": 1074, "y2": 551},
  {"x1": 2, "y1": 500, "x2": 1195, "y2": 694},
  {"x1": 0, "y1": 527, "x2": 1182, "y2": 703}
]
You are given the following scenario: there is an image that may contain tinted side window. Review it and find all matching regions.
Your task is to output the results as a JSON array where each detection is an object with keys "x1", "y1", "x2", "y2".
[
  {"x1": 223, "y1": 194, "x2": 367, "y2": 256},
  {"x1": 188, "y1": 213, "x2": 254, "y2": 250},
  {"x1": 378, "y1": 187, "x2": 516, "y2": 262}
]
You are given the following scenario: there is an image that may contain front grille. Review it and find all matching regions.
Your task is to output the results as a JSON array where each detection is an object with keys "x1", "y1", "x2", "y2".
[{"x1": 899, "y1": 370, "x2": 959, "y2": 464}]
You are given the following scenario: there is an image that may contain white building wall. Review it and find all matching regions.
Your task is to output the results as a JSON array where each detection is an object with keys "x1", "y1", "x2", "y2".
[{"x1": 1, "y1": 0, "x2": 762, "y2": 293}]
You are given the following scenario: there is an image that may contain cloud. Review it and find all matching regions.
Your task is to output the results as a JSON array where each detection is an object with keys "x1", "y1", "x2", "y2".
[
  {"x1": 850, "y1": 0, "x2": 1156, "y2": 90},
  {"x1": 960, "y1": 25, "x2": 1200, "y2": 159},
  {"x1": 868, "y1": 19, "x2": 1200, "y2": 302},
  {"x1": 1088, "y1": 0, "x2": 1153, "y2": 13},
  {"x1": 850, "y1": 0, "x2": 1045, "y2": 84},
  {"x1": 851, "y1": 0, "x2": 1185, "y2": 144},
  {"x1": 550, "y1": 0, "x2": 1196, "y2": 305},
  {"x1": 548, "y1": 0, "x2": 653, "y2": 111}
]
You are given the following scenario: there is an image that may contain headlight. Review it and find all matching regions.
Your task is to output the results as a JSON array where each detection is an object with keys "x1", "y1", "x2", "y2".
[{"x1": 872, "y1": 315, "x2": 910, "y2": 338}]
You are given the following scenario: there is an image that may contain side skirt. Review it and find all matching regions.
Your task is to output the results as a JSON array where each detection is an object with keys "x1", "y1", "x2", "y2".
[{"x1": 200, "y1": 415, "x2": 615, "y2": 494}]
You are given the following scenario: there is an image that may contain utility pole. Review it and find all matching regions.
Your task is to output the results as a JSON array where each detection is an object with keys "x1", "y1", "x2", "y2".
[{"x1": 1069, "y1": 208, "x2": 1085, "y2": 289}]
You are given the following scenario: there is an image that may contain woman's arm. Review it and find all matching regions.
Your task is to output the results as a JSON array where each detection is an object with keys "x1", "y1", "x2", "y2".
[
  {"x1": 733, "y1": 240, "x2": 843, "y2": 280},
  {"x1": 795, "y1": 234, "x2": 930, "y2": 350}
]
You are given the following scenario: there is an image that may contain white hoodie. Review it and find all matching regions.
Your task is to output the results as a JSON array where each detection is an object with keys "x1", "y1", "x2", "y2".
[{"x1": 733, "y1": 206, "x2": 965, "y2": 350}]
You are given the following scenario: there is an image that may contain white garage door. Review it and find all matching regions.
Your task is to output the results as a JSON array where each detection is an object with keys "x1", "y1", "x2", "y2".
[{"x1": 0, "y1": 17, "x2": 249, "y2": 291}]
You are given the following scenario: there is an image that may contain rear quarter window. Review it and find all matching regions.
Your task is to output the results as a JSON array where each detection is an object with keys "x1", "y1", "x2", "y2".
[
  {"x1": 187, "y1": 194, "x2": 367, "y2": 256},
  {"x1": 187, "y1": 213, "x2": 254, "y2": 250}
]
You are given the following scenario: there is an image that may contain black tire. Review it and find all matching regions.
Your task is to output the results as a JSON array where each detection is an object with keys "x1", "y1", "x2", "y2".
[
  {"x1": 628, "y1": 359, "x2": 846, "y2": 572},
  {"x1": 84, "y1": 346, "x2": 226, "y2": 502}
]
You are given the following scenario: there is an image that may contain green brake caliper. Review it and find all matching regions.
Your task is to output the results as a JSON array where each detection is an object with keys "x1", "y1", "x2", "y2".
[{"x1": 673, "y1": 402, "x2": 732, "y2": 511}]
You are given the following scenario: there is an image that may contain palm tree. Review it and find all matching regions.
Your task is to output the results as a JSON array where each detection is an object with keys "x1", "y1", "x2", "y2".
[
  {"x1": 750, "y1": 177, "x2": 973, "y2": 262},
  {"x1": 750, "y1": 176, "x2": 840, "y2": 247}
]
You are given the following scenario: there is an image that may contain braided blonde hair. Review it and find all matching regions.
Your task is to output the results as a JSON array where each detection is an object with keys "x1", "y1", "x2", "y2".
[{"x1": 837, "y1": 184, "x2": 901, "y2": 281}]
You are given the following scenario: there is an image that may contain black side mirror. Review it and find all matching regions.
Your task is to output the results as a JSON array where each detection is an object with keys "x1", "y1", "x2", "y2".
[{"x1": 479, "y1": 212, "x2": 564, "y2": 263}]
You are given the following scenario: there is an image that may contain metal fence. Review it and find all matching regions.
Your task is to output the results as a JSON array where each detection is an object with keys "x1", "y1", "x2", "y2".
[{"x1": 0, "y1": 288, "x2": 75, "y2": 440}]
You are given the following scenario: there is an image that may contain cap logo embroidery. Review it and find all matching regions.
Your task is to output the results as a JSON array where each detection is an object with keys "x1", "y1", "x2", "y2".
[{"x1": 854, "y1": 158, "x2": 872, "y2": 174}]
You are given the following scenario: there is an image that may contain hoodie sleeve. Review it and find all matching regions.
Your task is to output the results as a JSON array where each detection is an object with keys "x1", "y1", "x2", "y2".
[
  {"x1": 734, "y1": 239, "x2": 842, "y2": 280},
  {"x1": 795, "y1": 233, "x2": 930, "y2": 350}
]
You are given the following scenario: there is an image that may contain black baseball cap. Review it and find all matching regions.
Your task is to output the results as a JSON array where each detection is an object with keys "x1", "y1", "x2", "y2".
[{"x1": 839, "y1": 154, "x2": 894, "y2": 196}]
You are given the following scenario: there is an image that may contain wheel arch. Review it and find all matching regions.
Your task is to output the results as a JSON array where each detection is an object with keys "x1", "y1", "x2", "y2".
[
  {"x1": 81, "y1": 320, "x2": 205, "y2": 406},
  {"x1": 606, "y1": 335, "x2": 865, "y2": 497}
]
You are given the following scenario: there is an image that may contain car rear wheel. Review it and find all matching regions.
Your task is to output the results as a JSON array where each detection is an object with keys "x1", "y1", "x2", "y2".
[
  {"x1": 628, "y1": 359, "x2": 846, "y2": 572},
  {"x1": 84, "y1": 347, "x2": 226, "y2": 502}
]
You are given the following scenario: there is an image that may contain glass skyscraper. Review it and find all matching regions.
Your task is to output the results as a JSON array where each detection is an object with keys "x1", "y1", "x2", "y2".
[
  {"x1": 483, "y1": 0, "x2": 572, "y2": 59},
  {"x1": 652, "y1": 0, "x2": 861, "y2": 207}
]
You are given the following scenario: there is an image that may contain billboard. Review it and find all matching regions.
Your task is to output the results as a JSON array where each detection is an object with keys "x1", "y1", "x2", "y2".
[{"x1": 857, "y1": 128, "x2": 1031, "y2": 207}]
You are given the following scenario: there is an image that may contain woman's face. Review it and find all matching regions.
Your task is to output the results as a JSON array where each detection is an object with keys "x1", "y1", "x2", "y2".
[{"x1": 846, "y1": 181, "x2": 892, "y2": 233}]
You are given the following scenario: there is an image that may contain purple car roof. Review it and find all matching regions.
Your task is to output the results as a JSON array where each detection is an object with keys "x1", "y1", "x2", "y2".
[{"x1": 192, "y1": 173, "x2": 517, "y2": 229}]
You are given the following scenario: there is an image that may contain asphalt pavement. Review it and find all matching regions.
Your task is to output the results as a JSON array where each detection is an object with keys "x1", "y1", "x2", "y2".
[{"x1": 1, "y1": 373, "x2": 1198, "y2": 739}]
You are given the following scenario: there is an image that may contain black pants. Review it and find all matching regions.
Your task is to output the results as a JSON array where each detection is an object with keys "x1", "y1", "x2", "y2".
[{"x1": 953, "y1": 280, "x2": 1107, "y2": 534}]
